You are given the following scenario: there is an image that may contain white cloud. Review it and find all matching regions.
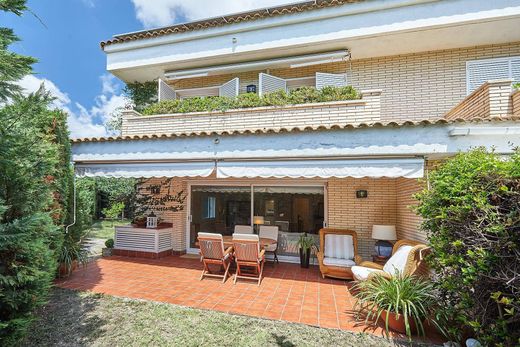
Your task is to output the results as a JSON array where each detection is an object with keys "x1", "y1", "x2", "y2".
[
  {"x1": 131, "y1": 0, "x2": 292, "y2": 28},
  {"x1": 18, "y1": 74, "x2": 127, "y2": 138}
]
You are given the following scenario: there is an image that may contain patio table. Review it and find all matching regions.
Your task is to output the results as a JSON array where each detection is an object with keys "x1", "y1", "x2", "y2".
[{"x1": 195, "y1": 236, "x2": 276, "y2": 249}]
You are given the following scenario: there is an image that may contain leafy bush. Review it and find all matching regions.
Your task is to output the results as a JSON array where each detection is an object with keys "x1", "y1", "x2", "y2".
[
  {"x1": 513, "y1": 82, "x2": 520, "y2": 90},
  {"x1": 415, "y1": 148, "x2": 520, "y2": 345},
  {"x1": 142, "y1": 85, "x2": 360, "y2": 115},
  {"x1": 102, "y1": 202, "x2": 125, "y2": 220},
  {"x1": 105, "y1": 239, "x2": 114, "y2": 249},
  {"x1": 353, "y1": 274, "x2": 438, "y2": 340},
  {"x1": 124, "y1": 81, "x2": 158, "y2": 112}
]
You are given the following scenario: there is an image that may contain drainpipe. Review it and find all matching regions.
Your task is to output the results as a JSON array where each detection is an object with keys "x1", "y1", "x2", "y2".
[{"x1": 65, "y1": 165, "x2": 77, "y2": 233}]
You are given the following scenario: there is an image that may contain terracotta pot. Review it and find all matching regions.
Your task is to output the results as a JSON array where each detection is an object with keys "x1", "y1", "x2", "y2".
[
  {"x1": 380, "y1": 309, "x2": 418, "y2": 335},
  {"x1": 58, "y1": 260, "x2": 78, "y2": 277}
]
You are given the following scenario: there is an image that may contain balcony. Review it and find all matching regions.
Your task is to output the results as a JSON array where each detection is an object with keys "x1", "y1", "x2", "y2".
[{"x1": 120, "y1": 90, "x2": 382, "y2": 137}]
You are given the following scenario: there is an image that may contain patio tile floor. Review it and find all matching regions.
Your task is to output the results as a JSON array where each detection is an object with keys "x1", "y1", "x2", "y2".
[{"x1": 56, "y1": 255, "x2": 439, "y2": 342}]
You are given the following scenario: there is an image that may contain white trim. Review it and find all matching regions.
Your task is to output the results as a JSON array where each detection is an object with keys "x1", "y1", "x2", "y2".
[{"x1": 449, "y1": 126, "x2": 520, "y2": 136}]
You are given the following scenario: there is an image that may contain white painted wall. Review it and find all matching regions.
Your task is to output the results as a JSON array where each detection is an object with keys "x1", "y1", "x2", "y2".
[{"x1": 104, "y1": 0, "x2": 520, "y2": 82}]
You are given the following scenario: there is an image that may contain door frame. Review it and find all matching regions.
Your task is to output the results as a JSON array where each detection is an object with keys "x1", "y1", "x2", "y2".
[{"x1": 186, "y1": 179, "x2": 328, "y2": 262}]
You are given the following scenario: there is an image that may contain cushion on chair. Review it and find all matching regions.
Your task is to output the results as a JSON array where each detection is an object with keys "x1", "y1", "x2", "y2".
[
  {"x1": 351, "y1": 265, "x2": 386, "y2": 281},
  {"x1": 324, "y1": 234, "x2": 354, "y2": 260},
  {"x1": 383, "y1": 245, "x2": 413, "y2": 275},
  {"x1": 323, "y1": 257, "x2": 356, "y2": 267}
]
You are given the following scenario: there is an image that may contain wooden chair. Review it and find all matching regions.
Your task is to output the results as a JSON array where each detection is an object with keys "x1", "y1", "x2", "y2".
[
  {"x1": 232, "y1": 234, "x2": 265, "y2": 285},
  {"x1": 351, "y1": 239, "x2": 430, "y2": 281},
  {"x1": 259, "y1": 225, "x2": 279, "y2": 263},
  {"x1": 317, "y1": 228, "x2": 362, "y2": 280},
  {"x1": 234, "y1": 225, "x2": 253, "y2": 234},
  {"x1": 198, "y1": 232, "x2": 233, "y2": 283}
]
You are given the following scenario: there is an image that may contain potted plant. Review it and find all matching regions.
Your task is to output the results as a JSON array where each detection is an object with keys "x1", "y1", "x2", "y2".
[
  {"x1": 58, "y1": 235, "x2": 89, "y2": 277},
  {"x1": 132, "y1": 214, "x2": 147, "y2": 227},
  {"x1": 102, "y1": 238, "x2": 114, "y2": 257},
  {"x1": 297, "y1": 233, "x2": 314, "y2": 268},
  {"x1": 353, "y1": 273, "x2": 438, "y2": 340}
]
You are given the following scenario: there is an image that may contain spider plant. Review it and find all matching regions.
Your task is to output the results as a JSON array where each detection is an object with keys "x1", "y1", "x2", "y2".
[
  {"x1": 353, "y1": 273, "x2": 437, "y2": 340},
  {"x1": 58, "y1": 234, "x2": 89, "y2": 276},
  {"x1": 297, "y1": 233, "x2": 314, "y2": 254}
]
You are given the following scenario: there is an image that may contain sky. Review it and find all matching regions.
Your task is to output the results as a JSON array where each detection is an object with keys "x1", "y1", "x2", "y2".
[{"x1": 1, "y1": 0, "x2": 291, "y2": 138}]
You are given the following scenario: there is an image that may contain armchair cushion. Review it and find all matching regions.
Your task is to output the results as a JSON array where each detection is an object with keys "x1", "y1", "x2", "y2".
[
  {"x1": 324, "y1": 234, "x2": 354, "y2": 260},
  {"x1": 351, "y1": 265, "x2": 386, "y2": 281},
  {"x1": 323, "y1": 257, "x2": 355, "y2": 267},
  {"x1": 383, "y1": 245, "x2": 413, "y2": 275}
]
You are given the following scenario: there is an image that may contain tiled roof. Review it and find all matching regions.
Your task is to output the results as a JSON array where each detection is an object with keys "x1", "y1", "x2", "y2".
[
  {"x1": 101, "y1": 0, "x2": 365, "y2": 49},
  {"x1": 71, "y1": 116, "x2": 520, "y2": 143}
]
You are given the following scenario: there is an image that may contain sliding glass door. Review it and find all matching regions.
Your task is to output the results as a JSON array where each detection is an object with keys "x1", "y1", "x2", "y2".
[{"x1": 189, "y1": 184, "x2": 325, "y2": 257}]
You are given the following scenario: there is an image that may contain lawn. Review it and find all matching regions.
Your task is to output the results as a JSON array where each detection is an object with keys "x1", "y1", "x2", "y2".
[
  {"x1": 86, "y1": 219, "x2": 131, "y2": 239},
  {"x1": 22, "y1": 288, "x2": 427, "y2": 347}
]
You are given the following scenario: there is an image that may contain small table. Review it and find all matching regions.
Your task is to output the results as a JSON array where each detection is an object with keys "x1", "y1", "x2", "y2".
[
  {"x1": 195, "y1": 236, "x2": 277, "y2": 249},
  {"x1": 372, "y1": 255, "x2": 390, "y2": 265}
]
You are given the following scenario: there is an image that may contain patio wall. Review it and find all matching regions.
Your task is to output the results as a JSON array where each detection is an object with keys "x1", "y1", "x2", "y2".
[
  {"x1": 170, "y1": 41, "x2": 520, "y2": 122},
  {"x1": 138, "y1": 175, "x2": 426, "y2": 259}
]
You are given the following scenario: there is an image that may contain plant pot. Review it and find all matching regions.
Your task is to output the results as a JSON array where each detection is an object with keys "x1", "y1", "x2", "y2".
[
  {"x1": 58, "y1": 260, "x2": 78, "y2": 277},
  {"x1": 299, "y1": 248, "x2": 311, "y2": 268},
  {"x1": 102, "y1": 248, "x2": 113, "y2": 257},
  {"x1": 380, "y1": 309, "x2": 418, "y2": 335}
]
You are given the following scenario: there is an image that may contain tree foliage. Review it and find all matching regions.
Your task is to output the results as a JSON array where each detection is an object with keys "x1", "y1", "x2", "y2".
[{"x1": 415, "y1": 148, "x2": 520, "y2": 346}]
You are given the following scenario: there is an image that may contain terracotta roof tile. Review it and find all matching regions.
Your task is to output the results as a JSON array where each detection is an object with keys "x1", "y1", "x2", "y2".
[
  {"x1": 101, "y1": 0, "x2": 365, "y2": 49},
  {"x1": 71, "y1": 116, "x2": 520, "y2": 143}
]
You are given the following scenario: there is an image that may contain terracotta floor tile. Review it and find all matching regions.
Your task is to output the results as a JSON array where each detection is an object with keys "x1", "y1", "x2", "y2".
[{"x1": 55, "y1": 255, "x2": 399, "y2": 339}]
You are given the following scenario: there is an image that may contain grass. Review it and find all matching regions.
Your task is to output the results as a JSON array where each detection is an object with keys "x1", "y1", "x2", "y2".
[
  {"x1": 21, "y1": 288, "x2": 427, "y2": 347},
  {"x1": 86, "y1": 219, "x2": 130, "y2": 239}
]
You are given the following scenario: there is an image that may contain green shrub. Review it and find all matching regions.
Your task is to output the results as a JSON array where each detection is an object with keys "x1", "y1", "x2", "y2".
[
  {"x1": 102, "y1": 202, "x2": 125, "y2": 220},
  {"x1": 105, "y1": 239, "x2": 114, "y2": 249},
  {"x1": 513, "y1": 82, "x2": 520, "y2": 90},
  {"x1": 415, "y1": 148, "x2": 520, "y2": 345},
  {"x1": 142, "y1": 85, "x2": 360, "y2": 115},
  {"x1": 353, "y1": 274, "x2": 438, "y2": 340}
]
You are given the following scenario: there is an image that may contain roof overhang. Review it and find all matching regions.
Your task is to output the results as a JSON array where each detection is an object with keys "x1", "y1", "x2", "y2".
[{"x1": 104, "y1": 0, "x2": 520, "y2": 83}]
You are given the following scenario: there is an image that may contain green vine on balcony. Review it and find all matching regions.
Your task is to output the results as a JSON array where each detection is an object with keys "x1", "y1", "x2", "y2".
[{"x1": 141, "y1": 86, "x2": 360, "y2": 115}]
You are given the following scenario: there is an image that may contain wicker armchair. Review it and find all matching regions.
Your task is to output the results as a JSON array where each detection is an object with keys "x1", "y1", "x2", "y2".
[
  {"x1": 317, "y1": 228, "x2": 362, "y2": 280},
  {"x1": 352, "y1": 239, "x2": 430, "y2": 281}
]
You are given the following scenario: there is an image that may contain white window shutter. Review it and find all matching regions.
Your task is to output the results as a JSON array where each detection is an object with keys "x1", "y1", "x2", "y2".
[
  {"x1": 511, "y1": 58, "x2": 520, "y2": 83},
  {"x1": 218, "y1": 77, "x2": 239, "y2": 98},
  {"x1": 315, "y1": 72, "x2": 347, "y2": 89},
  {"x1": 259, "y1": 73, "x2": 287, "y2": 96},
  {"x1": 466, "y1": 58, "x2": 511, "y2": 94},
  {"x1": 158, "y1": 79, "x2": 176, "y2": 101}
]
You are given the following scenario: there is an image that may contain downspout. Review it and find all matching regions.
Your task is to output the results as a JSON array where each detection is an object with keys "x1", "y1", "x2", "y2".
[{"x1": 65, "y1": 164, "x2": 77, "y2": 233}]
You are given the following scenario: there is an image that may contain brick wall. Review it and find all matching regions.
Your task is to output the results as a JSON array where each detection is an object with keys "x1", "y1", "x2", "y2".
[
  {"x1": 121, "y1": 93, "x2": 381, "y2": 136},
  {"x1": 139, "y1": 175, "x2": 426, "y2": 259},
  {"x1": 169, "y1": 42, "x2": 520, "y2": 122}
]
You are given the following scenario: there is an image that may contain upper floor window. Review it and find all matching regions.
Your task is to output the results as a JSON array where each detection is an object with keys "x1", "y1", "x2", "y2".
[{"x1": 466, "y1": 56, "x2": 520, "y2": 94}]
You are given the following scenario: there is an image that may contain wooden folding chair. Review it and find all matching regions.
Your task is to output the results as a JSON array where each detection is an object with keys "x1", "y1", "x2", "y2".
[
  {"x1": 232, "y1": 233, "x2": 265, "y2": 285},
  {"x1": 198, "y1": 232, "x2": 233, "y2": 283}
]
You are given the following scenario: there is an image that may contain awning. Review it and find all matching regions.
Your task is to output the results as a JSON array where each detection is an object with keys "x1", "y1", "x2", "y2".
[
  {"x1": 216, "y1": 158, "x2": 424, "y2": 179},
  {"x1": 75, "y1": 162, "x2": 215, "y2": 178}
]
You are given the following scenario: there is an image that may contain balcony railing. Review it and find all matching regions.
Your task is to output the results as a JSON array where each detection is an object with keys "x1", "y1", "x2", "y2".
[{"x1": 120, "y1": 90, "x2": 382, "y2": 137}]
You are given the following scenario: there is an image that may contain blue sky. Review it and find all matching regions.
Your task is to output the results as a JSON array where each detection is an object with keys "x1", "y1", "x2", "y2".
[{"x1": 1, "y1": 0, "x2": 290, "y2": 138}]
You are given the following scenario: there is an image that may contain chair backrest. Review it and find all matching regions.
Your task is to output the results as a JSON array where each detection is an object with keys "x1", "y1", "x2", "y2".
[
  {"x1": 234, "y1": 225, "x2": 253, "y2": 234},
  {"x1": 259, "y1": 225, "x2": 279, "y2": 241},
  {"x1": 232, "y1": 233, "x2": 260, "y2": 262},
  {"x1": 198, "y1": 232, "x2": 224, "y2": 260},
  {"x1": 384, "y1": 239, "x2": 429, "y2": 277},
  {"x1": 319, "y1": 228, "x2": 358, "y2": 260}
]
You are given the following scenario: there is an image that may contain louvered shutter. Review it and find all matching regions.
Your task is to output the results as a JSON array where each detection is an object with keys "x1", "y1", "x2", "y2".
[
  {"x1": 511, "y1": 58, "x2": 520, "y2": 83},
  {"x1": 259, "y1": 73, "x2": 287, "y2": 96},
  {"x1": 315, "y1": 72, "x2": 347, "y2": 89},
  {"x1": 466, "y1": 58, "x2": 512, "y2": 94},
  {"x1": 218, "y1": 77, "x2": 239, "y2": 98},
  {"x1": 158, "y1": 79, "x2": 176, "y2": 101}
]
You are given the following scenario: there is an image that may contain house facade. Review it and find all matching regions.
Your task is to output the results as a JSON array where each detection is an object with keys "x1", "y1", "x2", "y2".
[{"x1": 72, "y1": 0, "x2": 520, "y2": 262}]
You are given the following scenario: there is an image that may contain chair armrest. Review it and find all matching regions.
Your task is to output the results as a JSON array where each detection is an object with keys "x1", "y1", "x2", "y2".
[
  {"x1": 316, "y1": 251, "x2": 324, "y2": 261},
  {"x1": 354, "y1": 255, "x2": 363, "y2": 265},
  {"x1": 359, "y1": 261, "x2": 384, "y2": 270},
  {"x1": 224, "y1": 246, "x2": 233, "y2": 255},
  {"x1": 259, "y1": 249, "x2": 265, "y2": 259}
]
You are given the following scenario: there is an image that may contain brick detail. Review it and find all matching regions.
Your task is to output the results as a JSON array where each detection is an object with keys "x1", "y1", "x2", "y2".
[
  {"x1": 512, "y1": 89, "x2": 520, "y2": 115},
  {"x1": 395, "y1": 178, "x2": 425, "y2": 242},
  {"x1": 171, "y1": 42, "x2": 520, "y2": 123},
  {"x1": 444, "y1": 79, "x2": 514, "y2": 120},
  {"x1": 121, "y1": 95, "x2": 381, "y2": 136}
]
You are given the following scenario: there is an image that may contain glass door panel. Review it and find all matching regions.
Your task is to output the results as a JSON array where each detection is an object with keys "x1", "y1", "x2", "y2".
[
  {"x1": 190, "y1": 186, "x2": 251, "y2": 249},
  {"x1": 253, "y1": 186, "x2": 324, "y2": 257}
]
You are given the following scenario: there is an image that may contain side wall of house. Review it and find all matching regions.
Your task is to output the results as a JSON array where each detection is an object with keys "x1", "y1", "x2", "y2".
[
  {"x1": 170, "y1": 42, "x2": 520, "y2": 122},
  {"x1": 395, "y1": 178, "x2": 426, "y2": 242}
]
